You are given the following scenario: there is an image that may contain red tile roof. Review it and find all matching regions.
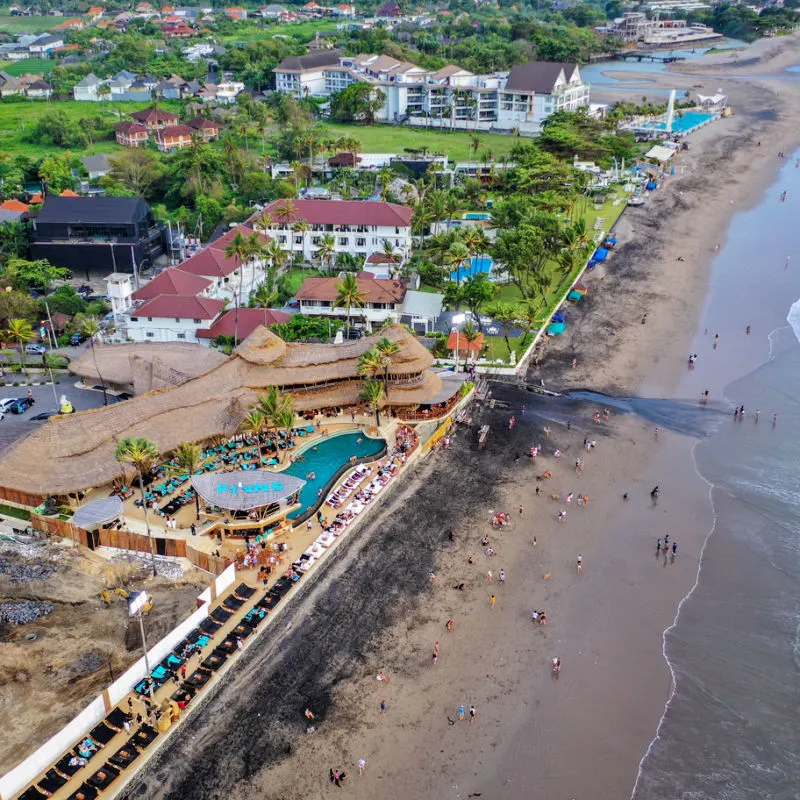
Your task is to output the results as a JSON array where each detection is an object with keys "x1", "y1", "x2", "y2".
[
  {"x1": 156, "y1": 124, "x2": 193, "y2": 140},
  {"x1": 366, "y1": 252, "x2": 400, "y2": 264},
  {"x1": 133, "y1": 294, "x2": 226, "y2": 320},
  {"x1": 176, "y1": 225, "x2": 268, "y2": 279},
  {"x1": 296, "y1": 276, "x2": 407, "y2": 304},
  {"x1": 259, "y1": 200, "x2": 412, "y2": 228},
  {"x1": 114, "y1": 121, "x2": 148, "y2": 135},
  {"x1": 131, "y1": 267, "x2": 212, "y2": 302},
  {"x1": 130, "y1": 107, "x2": 179, "y2": 125},
  {"x1": 186, "y1": 116, "x2": 219, "y2": 131},
  {"x1": 0, "y1": 199, "x2": 29, "y2": 212},
  {"x1": 196, "y1": 307, "x2": 291, "y2": 339},
  {"x1": 446, "y1": 331, "x2": 484, "y2": 351},
  {"x1": 60, "y1": 190, "x2": 80, "y2": 197}
]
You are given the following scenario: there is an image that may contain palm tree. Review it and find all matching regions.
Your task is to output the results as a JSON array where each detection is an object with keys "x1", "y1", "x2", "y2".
[
  {"x1": 223, "y1": 230, "x2": 249, "y2": 345},
  {"x1": 80, "y1": 316, "x2": 107, "y2": 406},
  {"x1": 374, "y1": 336, "x2": 400, "y2": 390},
  {"x1": 246, "y1": 231, "x2": 267, "y2": 297},
  {"x1": 275, "y1": 199, "x2": 299, "y2": 223},
  {"x1": 292, "y1": 218, "x2": 310, "y2": 264},
  {"x1": 360, "y1": 377, "x2": 385, "y2": 427},
  {"x1": 114, "y1": 436, "x2": 160, "y2": 577},
  {"x1": 445, "y1": 241, "x2": 471, "y2": 283},
  {"x1": 378, "y1": 166, "x2": 392, "y2": 201},
  {"x1": 484, "y1": 301, "x2": 518, "y2": 353},
  {"x1": 273, "y1": 407, "x2": 296, "y2": 463},
  {"x1": 6, "y1": 318, "x2": 34, "y2": 375},
  {"x1": 460, "y1": 320, "x2": 481, "y2": 372},
  {"x1": 316, "y1": 233, "x2": 336, "y2": 272},
  {"x1": 170, "y1": 442, "x2": 203, "y2": 520},
  {"x1": 357, "y1": 346, "x2": 384, "y2": 384},
  {"x1": 333, "y1": 272, "x2": 367, "y2": 334},
  {"x1": 241, "y1": 409, "x2": 269, "y2": 456},
  {"x1": 463, "y1": 228, "x2": 489, "y2": 263},
  {"x1": 412, "y1": 206, "x2": 433, "y2": 251},
  {"x1": 253, "y1": 212, "x2": 273, "y2": 237}
]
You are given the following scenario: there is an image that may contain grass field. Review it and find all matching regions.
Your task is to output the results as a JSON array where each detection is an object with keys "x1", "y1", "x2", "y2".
[
  {"x1": 319, "y1": 122, "x2": 520, "y2": 161},
  {"x1": 0, "y1": 99, "x2": 183, "y2": 157},
  {"x1": 0, "y1": 12, "x2": 66, "y2": 33},
  {"x1": 0, "y1": 58, "x2": 55, "y2": 75},
  {"x1": 218, "y1": 19, "x2": 337, "y2": 44}
]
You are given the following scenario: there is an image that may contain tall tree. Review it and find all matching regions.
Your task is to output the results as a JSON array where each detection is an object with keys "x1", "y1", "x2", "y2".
[
  {"x1": 333, "y1": 272, "x2": 367, "y2": 334},
  {"x1": 80, "y1": 316, "x2": 107, "y2": 406},
  {"x1": 484, "y1": 301, "x2": 518, "y2": 353},
  {"x1": 374, "y1": 336, "x2": 400, "y2": 390},
  {"x1": 6, "y1": 317, "x2": 34, "y2": 375},
  {"x1": 223, "y1": 230, "x2": 249, "y2": 344},
  {"x1": 359, "y1": 377, "x2": 385, "y2": 427},
  {"x1": 114, "y1": 436, "x2": 160, "y2": 577},
  {"x1": 170, "y1": 442, "x2": 203, "y2": 520}
]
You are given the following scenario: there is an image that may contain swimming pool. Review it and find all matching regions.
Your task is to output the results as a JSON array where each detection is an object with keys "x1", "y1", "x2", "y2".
[
  {"x1": 451, "y1": 255, "x2": 494, "y2": 282},
  {"x1": 284, "y1": 431, "x2": 386, "y2": 521},
  {"x1": 641, "y1": 111, "x2": 716, "y2": 134},
  {"x1": 464, "y1": 212, "x2": 490, "y2": 220}
]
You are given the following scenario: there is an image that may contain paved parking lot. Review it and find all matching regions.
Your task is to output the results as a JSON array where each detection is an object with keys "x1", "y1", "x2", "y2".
[{"x1": 0, "y1": 380, "x2": 108, "y2": 451}]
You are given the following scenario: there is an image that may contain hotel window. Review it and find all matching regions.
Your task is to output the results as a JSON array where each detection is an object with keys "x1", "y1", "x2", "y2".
[
  {"x1": 147, "y1": 316, "x2": 153, "y2": 321},
  {"x1": 338, "y1": 237, "x2": 347, "y2": 246},
  {"x1": 177, "y1": 333, "x2": 186, "y2": 339},
  {"x1": 146, "y1": 332, "x2": 154, "y2": 337},
  {"x1": 130, "y1": 317, "x2": 138, "y2": 323},
  {"x1": 279, "y1": 235, "x2": 287, "y2": 244},
  {"x1": 175, "y1": 317, "x2": 181, "y2": 322},
  {"x1": 356, "y1": 237, "x2": 366, "y2": 247},
  {"x1": 294, "y1": 236, "x2": 302, "y2": 244},
  {"x1": 193, "y1": 318, "x2": 202, "y2": 323}
]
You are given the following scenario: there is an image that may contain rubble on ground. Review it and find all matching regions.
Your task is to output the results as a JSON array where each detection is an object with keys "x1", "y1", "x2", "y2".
[{"x1": 0, "y1": 600, "x2": 55, "y2": 625}]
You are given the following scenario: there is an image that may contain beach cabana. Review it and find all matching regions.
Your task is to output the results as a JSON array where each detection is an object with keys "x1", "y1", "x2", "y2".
[
  {"x1": 568, "y1": 283, "x2": 587, "y2": 302},
  {"x1": 592, "y1": 247, "x2": 609, "y2": 263},
  {"x1": 547, "y1": 322, "x2": 566, "y2": 336}
]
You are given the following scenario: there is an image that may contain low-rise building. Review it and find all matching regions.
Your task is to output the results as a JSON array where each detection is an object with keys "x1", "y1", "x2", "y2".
[
  {"x1": 255, "y1": 199, "x2": 413, "y2": 263},
  {"x1": 72, "y1": 72, "x2": 102, "y2": 100},
  {"x1": 130, "y1": 107, "x2": 180, "y2": 130},
  {"x1": 114, "y1": 121, "x2": 149, "y2": 147},
  {"x1": 28, "y1": 34, "x2": 64, "y2": 54},
  {"x1": 81, "y1": 154, "x2": 112, "y2": 181},
  {"x1": 186, "y1": 115, "x2": 220, "y2": 141},
  {"x1": 155, "y1": 123, "x2": 194, "y2": 151},
  {"x1": 127, "y1": 294, "x2": 227, "y2": 343}
]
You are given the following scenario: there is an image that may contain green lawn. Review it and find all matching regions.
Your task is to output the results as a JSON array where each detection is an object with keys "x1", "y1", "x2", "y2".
[
  {"x1": 284, "y1": 266, "x2": 324, "y2": 295},
  {"x1": 0, "y1": 58, "x2": 55, "y2": 76},
  {"x1": 319, "y1": 122, "x2": 520, "y2": 161},
  {"x1": 0, "y1": 12, "x2": 66, "y2": 33},
  {"x1": 0, "y1": 98, "x2": 184, "y2": 157},
  {"x1": 218, "y1": 19, "x2": 337, "y2": 44}
]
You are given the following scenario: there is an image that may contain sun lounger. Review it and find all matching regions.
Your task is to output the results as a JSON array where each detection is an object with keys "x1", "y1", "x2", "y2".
[
  {"x1": 37, "y1": 769, "x2": 67, "y2": 794},
  {"x1": 159, "y1": 653, "x2": 183, "y2": 673},
  {"x1": 129, "y1": 725, "x2": 158, "y2": 750},
  {"x1": 201, "y1": 652, "x2": 226, "y2": 671},
  {"x1": 109, "y1": 745, "x2": 140, "y2": 769},
  {"x1": 243, "y1": 607, "x2": 266, "y2": 626},
  {"x1": 210, "y1": 606, "x2": 233, "y2": 623},
  {"x1": 234, "y1": 582, "x2": 256, "y2": 599},
  {"x1": 89, "y1": 722, "x2": 118, "y2": 746},
  {"x1": 232, "y1": 622, "x2": 253, "y2": 639},
  {"x1": 272, "y1": 578, "x2": 292, "y2": 596},
  {"x1": 171, "y1": 684, "x2": 196, "y2": 703},
  {"x1": 222, "y1": 594, "x2": 244, "y2": 611},
  {"x1": 215, "y1": 634, "x2": 238, "y2": 655},
  {"x1": 104, "y1": 707, "x2": 130, "y2": 731},
  {"x1": 185, "y1": 668, "x2": 212, "y2": 689},
  {"x1": 200, "y1": 617, "x2": 222, "y2": 635},
  {"x1": 66, "y1": 782, "x2": 99, "y2": 800},
  {"x1": 87, "y1": 763, "x2": 120, "y2": 790},
  {"x1": 256, "y1": 592, "x2": 278, "y2": 610},
  {"x1": 18, "y1": 787, "x2": 48, "y2": 800}
]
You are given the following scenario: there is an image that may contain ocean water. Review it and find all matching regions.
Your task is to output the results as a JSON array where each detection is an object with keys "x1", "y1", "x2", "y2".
[{"x1": 629, "y1": 154, "x2": 800, "y2": 797}]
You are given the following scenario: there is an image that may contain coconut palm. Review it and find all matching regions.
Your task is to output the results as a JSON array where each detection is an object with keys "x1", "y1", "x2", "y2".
[
  {"x1": 333, "y1": 272, "x2": 367, "y2": 334},
  {"x1": 357, "y1": 346, "x2": 384, "y2": 385},
  {"x1": 374, "y1": 335, "x2": 400, "y2": 389},
  {"x1": 224, "y1": 230, "x2": 249, "y2": 344},
  {"x1": 445, "y1": 241, "x2": 471, "y2": 284},
  {"x1": 359, "y1": 377, "x2": 385, "y2": 427},
  {"x1": 170, "y1": 442, "x2": 203, "y2": 520},
  {"x1": 6, "y1": 318, "x2": 34, "y2": 375},
  {"x1": 253, "y1": 212, "x2": 273, "y2": 237},
  {"x1": 316, "y1": 233, "x2": 337, "y2": 272},
  {"x1": 241, "y1": 409, "x2": 269, "y2": 456},
  {"x1": 80, "y1": 316, "x2": 107, "y2": 406},
  {"x1": 275, "y1": 199, "x2": 299, "y2": 223},
  {"x1": 245, "y1": 231, "x2": 267, "y2": 296},
  {"x1": 484, "y1": 301, "x2": 518, "y2": 353},
  {"x1": 412, "y1": 206, "x2": 433, "y2": 251},
  {"x1": 273, "y1": 407, "x2": 296, "y2": 463},
  {"x1": 114, "y1": 436, "x2": 160, "y2": 577},
  {"x1": 460, "y1": 320, "x2": 481, "y2": 371},
  {"x1": 256, "y1": 385, "x2": 295, "y2": 423},
  {"x1": 463, "y1": 228, "x2": 489, "y2": 262}
]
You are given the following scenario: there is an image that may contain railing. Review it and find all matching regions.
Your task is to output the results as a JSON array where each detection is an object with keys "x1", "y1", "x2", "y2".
[{"x1": 397, "y1": 389, "x2": 461, "y2": 421}]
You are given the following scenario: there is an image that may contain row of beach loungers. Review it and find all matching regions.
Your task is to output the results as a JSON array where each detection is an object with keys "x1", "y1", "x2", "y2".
[{"x1": 15, "y1": 583, "x2": 264, "y2": 800}]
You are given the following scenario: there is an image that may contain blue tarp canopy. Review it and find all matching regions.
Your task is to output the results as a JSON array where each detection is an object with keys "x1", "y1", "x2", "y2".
[
  {"x1": 593, "y1": 247, "x2": 609, "y2": 263},
  {"x1": 547, "y1": 322, "x2": 566, "y2": 336}
]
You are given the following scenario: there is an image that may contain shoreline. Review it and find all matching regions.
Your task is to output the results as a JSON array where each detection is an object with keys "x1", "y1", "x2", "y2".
[{"x1": 111, "y1": 34, "x2": 800, "y2": 800}]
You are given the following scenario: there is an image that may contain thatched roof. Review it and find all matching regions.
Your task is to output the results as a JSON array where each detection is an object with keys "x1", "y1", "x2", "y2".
[
  {"x1": 0, "y1": 325, "x2": 438, "y2": 496},
  {"x1": 69, "y1": 342, "x2": 227, "y2": 394}
]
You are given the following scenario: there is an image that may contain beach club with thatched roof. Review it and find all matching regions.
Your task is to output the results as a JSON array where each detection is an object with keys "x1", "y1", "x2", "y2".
[{"x1": 0, "y1": 324, "x2": 445, "y2": 508}]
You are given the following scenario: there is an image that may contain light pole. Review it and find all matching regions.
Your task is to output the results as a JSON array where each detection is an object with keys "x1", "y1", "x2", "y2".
[
  {"x1": 129, "y1": 591, "x2": 156, "y2": 709},
  {"x1": 452, "y1": 313, "x2": 465, "y2": 373}
]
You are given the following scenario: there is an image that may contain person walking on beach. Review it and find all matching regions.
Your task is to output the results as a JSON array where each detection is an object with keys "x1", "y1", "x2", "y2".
[
  {"x1": 657, "y1": 538, "x2": 662, "y2": 552},
  {"x1": 469, "y1": 705, "x2": 477, "y2": 724},
  {"x1": 577, "y1": 554, "x2": 582, "y2": 573},
  {"x1": 490, "y1": 594, "x2": 496, "y2": 608},
  {"x1": 446, "y1": 618, "x2": 454, "y2": 632},
  {"x1": 664, "y1": 534, "x2": 670, "y2": 548},
  {"x1": 499, "y1": 568, "x2": 505, "y2": 585},
  {"x1": 487, "y1": 570, "x2": 493, "y2": 582},
  {"x1": 755, "y1": 409, "x2": 760, "y2": 423},
  {"x1": 773, "y1": 413, "x2": 778, "y2": 427},
  {"x1": 358, "y1": 758, "x2": 366, "y2": 775},
  {"x1": 458, "y1": 705, "x2": 465, "y2": 721},
  {"x1": 672, "y1": 542, "x2": 678, "y2": 556},
  {"x1": 654, "y1": 427, "x2": 660, "y2": 440},
  {"x1": 519, "y1": 504, "x2": 524, "y2": 516}
]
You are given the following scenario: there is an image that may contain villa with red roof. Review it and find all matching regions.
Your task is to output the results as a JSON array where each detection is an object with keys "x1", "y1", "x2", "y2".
[
  {"x1": 254, "y1": 199, "x2": 412, "y2": 263},
  {"x1": 129, "y1": 107, "x2": 179, "y2": 131},
  {"x1": 127, "y1": 294, "x2": 227, "y2": 343}
]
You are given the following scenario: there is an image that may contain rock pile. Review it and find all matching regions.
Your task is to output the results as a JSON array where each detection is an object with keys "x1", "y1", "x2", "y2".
[
  {"x1": 0, "y1": 600, "x2": 55, "y2": 625},
  {"x1": 0, "y1": 556, "x2": 57, "y2": 583}
]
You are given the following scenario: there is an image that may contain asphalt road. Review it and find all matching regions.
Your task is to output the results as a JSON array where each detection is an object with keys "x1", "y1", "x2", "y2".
[{"x1": 0, "y1": 379, "x2": 108, "y2": 451}]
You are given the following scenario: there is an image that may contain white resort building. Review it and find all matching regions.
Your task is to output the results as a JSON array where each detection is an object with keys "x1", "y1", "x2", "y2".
[{"x1": 273, "y1": 53, "x2": 590, "y2": 134}]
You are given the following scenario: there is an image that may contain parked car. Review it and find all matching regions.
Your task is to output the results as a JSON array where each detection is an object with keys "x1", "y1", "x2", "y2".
[
  {"x1": 70, "y1": 332, "x2": 87, "y2": 346},
  {"x1": 0, "y1": 398, "x2": 17, "y2": 413},
  {"x1": 111, "y1": 392, "x2": 133, "y2": 403},
  {"x1": 25, "y1": 344, "x2": 47, "y2": 356},
  {"x1": 9, "y1": 397, "x2": 35, "y2": 414},
  {"x1": 30, "y1": 411, "x2": 57, "y2": 421}
]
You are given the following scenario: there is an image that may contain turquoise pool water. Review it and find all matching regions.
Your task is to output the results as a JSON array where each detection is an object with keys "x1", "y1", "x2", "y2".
[
  {"x1": 464, "y1": 212, "x2": 490, "y2": 220},
  {"x1": 451, "y1": 255, "x2": 493, "y2": 282},
  {"x1": 642, "y1": 111, "x2": 715, "y2": 134},
  {"x1": 284, "y1": 431, "x2": 386, "y2": 520}
]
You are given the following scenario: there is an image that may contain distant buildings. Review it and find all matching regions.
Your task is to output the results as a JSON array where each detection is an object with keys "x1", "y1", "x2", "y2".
[
  {"x1": 600, "y1": 12, "x2": 719, "y2": 45},
  {"x1": 273, "y1": 54, "x2": 589, "y2": 134}
]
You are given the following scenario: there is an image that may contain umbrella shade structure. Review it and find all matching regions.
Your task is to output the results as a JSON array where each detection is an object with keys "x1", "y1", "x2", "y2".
[
  {"x1": 592, "y1": 247, "x2": 609, "y2": 263},
  {"x1": 568, "y1": 291, "x2": 585, "y2": 302},
  {"x1": 191, "y1": 470, "x2": 306, "y2": 512},
  {"x1": 73, "y1": 496, "x2": 124, "y2": 529},
  {"x1": 547, "y1": 322, "x2": 566, "y2": 336}
]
